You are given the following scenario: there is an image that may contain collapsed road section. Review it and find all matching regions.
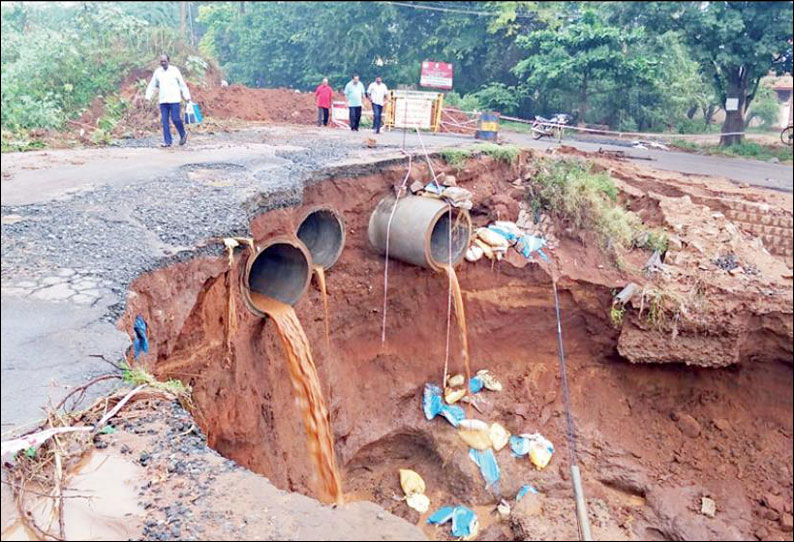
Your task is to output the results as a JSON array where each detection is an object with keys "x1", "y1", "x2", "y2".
[{"x1": 114, "y1": 146, "x2": 792, "y2": 540}]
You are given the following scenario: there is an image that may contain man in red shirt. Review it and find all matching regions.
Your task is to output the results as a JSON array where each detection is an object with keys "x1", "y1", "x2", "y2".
[{"x1": 315, "y1": 78, "x2": 333, "y2": 127}]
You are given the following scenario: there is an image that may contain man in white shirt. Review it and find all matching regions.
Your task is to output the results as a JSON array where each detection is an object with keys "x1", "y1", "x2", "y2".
[
  {"x1": 366, "y1": 76, "x2": 389, "y2": 134},
  {"x1": 145, "y1": 54, "x2": 191, "y2": 147}
]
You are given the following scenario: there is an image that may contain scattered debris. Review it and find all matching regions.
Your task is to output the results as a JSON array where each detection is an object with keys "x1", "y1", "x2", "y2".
[
  {"x1": 476, "y1": 369, "x2": 503, "y2": 392},
  {"x1": 458, "y1": 419, "x2": 492, "y2": 450},
  {"x1": 516, "y1": 484, "x2": 539, "y2": 502},
  {"x1": 468, "y1": 448, "x2": 501, "y2": 489},
  {"x1": 399, "y1": 469, "x2": 430, "y2": 513},
  {"x1": 701, "y1": 496, "x2": 716, "y2": 518},
  {"x1": 489, "y1": 423, "x2": 510, "y2": 452},
  {"x1": 133, "y1": 315, "x2": 149, "y2": 358},
  {"x1": 510, "y1": 433, "x2": 555, "y2": 470},
  {"x1": 713, "y1": 252, "x2": 740, "y2": 271},
  {"x1": 423, "y1": 383, "x2": 465, "y2": 427},
  {"x1": 427, "y1": 505, "x2": 479, "y2": 539},
  {"x1": 614, "y1": 282, "x2": 641, "y2": 306}
]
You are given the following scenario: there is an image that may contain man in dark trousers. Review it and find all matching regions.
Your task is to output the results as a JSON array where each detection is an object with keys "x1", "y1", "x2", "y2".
[
  {"x1": 343, "y1": 74, "x2": 365, "y2": 131},
  {"x1": 367, "y1": 76, "x2": 389, "y2": 134},
  {"x1": 144, "y1": 54, "x2": 191, "y2": 147},
  {"x1": 315, "y1": 77, "x2": 333, "y2": 127}
]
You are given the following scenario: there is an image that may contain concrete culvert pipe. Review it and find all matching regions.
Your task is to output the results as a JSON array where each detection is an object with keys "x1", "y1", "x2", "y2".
[
  {"x1": 368, "y1": 194, "x2": 472, "y2": 271},
  {"x1": 296, "y1": 207, "x2": 346, "y2": 269},
  {"x1": 242, "y1": 238, "x2": 312, "y2": 315}
]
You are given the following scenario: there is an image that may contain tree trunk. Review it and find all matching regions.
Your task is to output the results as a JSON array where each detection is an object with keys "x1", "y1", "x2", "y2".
[
  {"x1": 686, "y1": 105, "x2": 698, "y2": 120},
  {"x1": 578, "y1": 71, "x2": 588, "y2": 127},
  {"x1": 720, "y1": 68, "x2": 747, "y2": 146},
  {"x1": 179, "y1": 2, "x2": 186, "y2": 39}
]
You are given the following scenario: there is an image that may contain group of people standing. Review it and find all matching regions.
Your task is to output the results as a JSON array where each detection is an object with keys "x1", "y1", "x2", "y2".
[{"x1": 314, "y1": 75, "x2": 389, "y2": 133}]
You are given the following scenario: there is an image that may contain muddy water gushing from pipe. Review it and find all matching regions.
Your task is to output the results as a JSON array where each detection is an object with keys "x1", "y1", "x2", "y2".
[
  {"x1": 249, "y1": 292, "x2": 343, "y2": 504},
  {"x1": 439, "y1": 264, "x2": 471, "y2": 392},
  {"x1": 313, "y1": 265, "x2": 331, "y2": 349}
]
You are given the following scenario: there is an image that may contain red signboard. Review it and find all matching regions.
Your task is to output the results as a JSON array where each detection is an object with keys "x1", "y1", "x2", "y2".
[{"x1": 420, "y1": 61, "x2": 453, "y2": 90}]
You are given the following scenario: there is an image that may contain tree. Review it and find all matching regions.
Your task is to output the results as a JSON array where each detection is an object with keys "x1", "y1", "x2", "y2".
[
  {"x1": 512, "y1": 9, "x2": 653, "y2": 125},
  {"x1": 604, "y1": 1, "x2": 793, "y2": 145}
]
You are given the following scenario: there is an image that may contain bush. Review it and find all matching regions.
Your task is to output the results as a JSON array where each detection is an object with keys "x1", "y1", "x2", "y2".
[
  {"x1": 439, "y1": 148, "x2": 472, "y2": 169},
  {"x1": 476, "y1": 143, "x2": 519, "y2": 163},
  {"x1": 470, "y1": 83, "x2": 521, "y2": 115},
  {"x1": 530, "y1": 158, "x2": 639, "y2": 251},
  {"x1": 444, "y1": 91, "x2": 481, "y2": 113}
]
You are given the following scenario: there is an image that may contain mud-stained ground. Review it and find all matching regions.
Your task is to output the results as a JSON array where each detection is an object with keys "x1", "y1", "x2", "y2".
[{"x1": 115, "y1": 148, "x2": 793, "y2": 540}]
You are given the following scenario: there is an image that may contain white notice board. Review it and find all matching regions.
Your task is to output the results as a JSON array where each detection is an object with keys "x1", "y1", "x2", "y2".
[{"x1": 392, "y1": 91, "x2": 436, "y2": 129}]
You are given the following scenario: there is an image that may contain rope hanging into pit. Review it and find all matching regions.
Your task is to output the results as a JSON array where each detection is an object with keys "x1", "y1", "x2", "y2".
[
  {"x1": 552, "y1": 280, "x2": 592, "y2": 541},
  {"x1": 414, "y1": 128, "x2": 456, "y2": 389},
  {"x1": 381, "y1": 150, "x2": 413, "y2": 344}
]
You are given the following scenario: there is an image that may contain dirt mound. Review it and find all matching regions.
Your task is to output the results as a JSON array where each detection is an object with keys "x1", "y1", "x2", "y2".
[
  {"x1": 120, "y1": 149, "x2": 792, "y2": 539},
  {"x1": 191, "y1": 85, "x2": 341, "y2": 125}
]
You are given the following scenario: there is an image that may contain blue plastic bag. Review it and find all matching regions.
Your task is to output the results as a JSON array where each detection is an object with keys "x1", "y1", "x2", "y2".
[
  {"x1": 184, "y1": 101, "x2": 203, "y2": 124},
  {"x1": 133, "y1": 315, "x2": 149, "y2": 358},
  {"x1": 422, "y1": 383, "x2": 465, "y2": 427},
  {"x1": 427, "y1": 505, "x2": 478, "y2": 538},
  {"x1": 516, "y1": 484, "x2": 539, "y2": 502},
  {"x1": 423, "y1": 384, "x2": 443, "y2": 420},
  {"x1": 469, "y1": 376, "x2": 484, "y2": 394},
  {"x1": 510, "y1": 435, "x2": 531, "y2": 457},
  {"x1": 468, "y1": 448, "x2": 500, "y2": 489}
]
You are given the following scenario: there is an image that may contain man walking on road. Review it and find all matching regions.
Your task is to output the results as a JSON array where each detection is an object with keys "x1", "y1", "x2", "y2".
[
  {"x1": 367, "y1": 76, "x2": 389, "y2": 134},
  {"x1": 144, "y1": 54, "x2": 191, "y2": 148},
  {"x1": 315, "y1": 77, "x2": 333, "y2": 127},
  {"x1": 344, "y1": 75, "x2": 366, "y2": 131}
]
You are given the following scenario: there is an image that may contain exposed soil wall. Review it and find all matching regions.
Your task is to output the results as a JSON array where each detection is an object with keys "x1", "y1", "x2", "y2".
[{"x1": 120, "y1": 150, "x2": 793, "y2": 540}]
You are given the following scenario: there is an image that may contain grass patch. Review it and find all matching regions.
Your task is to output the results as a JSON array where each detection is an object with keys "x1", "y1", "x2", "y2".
[
  {"x1": 529, "y1": 158, "x2": 636, "y2": 251},
  {"x1": 1, "y1": 130, "x2": 46, "y2": 153},
  {"x1": 528, "y1": 158, "x2": 668, "y2": 258},
  {"x1": 121, "y1": 362, "x2": 190, "y2": 398},
  {"x1": 439, "y1": 148, "x2": 472, "y2": 170},
  {"x1": 476, "y1": 143, "x2": 520, "y2": 163},
  {"x1": 671, "y1": 139, "x2": 792, "y2": 163},
  {"x1": 501, "y1": 119, "x2": 534, "y2": 134}
]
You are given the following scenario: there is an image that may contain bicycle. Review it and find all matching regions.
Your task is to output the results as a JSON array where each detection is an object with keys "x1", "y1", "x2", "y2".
[{"x1": 781, "y1": 124, "x2": 793, "y2": 146}]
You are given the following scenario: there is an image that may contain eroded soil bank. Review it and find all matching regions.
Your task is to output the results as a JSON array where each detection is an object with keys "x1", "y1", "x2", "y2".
[{"x1": 122, "y1": 149, "x2": 793, "y2": 540}]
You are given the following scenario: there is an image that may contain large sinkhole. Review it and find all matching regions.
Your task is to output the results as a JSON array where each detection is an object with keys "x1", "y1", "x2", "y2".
[{"x1": 123, "y1": 154, "x2": 793, "y2": 539}]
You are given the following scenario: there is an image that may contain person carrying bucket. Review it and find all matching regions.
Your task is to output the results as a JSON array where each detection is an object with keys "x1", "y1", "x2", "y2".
[{"x1": 144, "y1": 53, "x2": 191, "y2": 148}]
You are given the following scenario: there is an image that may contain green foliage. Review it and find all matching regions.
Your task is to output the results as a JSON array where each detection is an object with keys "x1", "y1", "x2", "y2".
[
  {"x1": 1, "y1": 129, "x2": 46, "y2": 153},
  {"x1": 470, "y1": 83, "x2": 522, "y2": 115},
  {"x1": 444, "y1": 91, "x2": 482, "y2": 113},
  {"x1": 513, "y1": 9, "x2": 655, "y2": 125},
  {"x1": 745, "y1": 85, "x2": 780, "y2": 130},
  {"x1": 476, "y1": 143, "x2": 519, "y2": 163},
  {"x1": 635, "y1": 229, "x2": 669, "y2": 253},
  {"x1": 604, "y1": 1, "x2": 794, "y2": 142},
  {"x1": 1, "y1": 3, "x2": 209, "y2": 136},
  {"x1": 439, "y1": 148, "x2": 472, "y2": 169},
  {"x1": 671, "y1": 139, "x2": 792, "y2": 163},
  {"x1": 121, "y1": 362, "x2": 190, "y2": 397},
  {"x1": 610, "y1": 304, "x2": 625, "y2": 328},
  {"x1": 529, "y1": 158, "x2": 642, "y2": 252}
]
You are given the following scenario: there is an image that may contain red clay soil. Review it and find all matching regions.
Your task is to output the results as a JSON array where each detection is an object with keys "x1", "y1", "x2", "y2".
[
  {"x1": 121, "y1": 150, "x2": 793, "y2": 540},
  {"x1": 69, "y1": 69, "x2": 353, "y2": 144}
]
